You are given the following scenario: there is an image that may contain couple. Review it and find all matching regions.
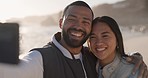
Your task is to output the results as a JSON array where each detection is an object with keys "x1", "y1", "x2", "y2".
[
  {"x1": 3, "y1": 1, "x2": 148, "y2": 78},
  {"x1": 22, "y1": 1, "x2": 147, "y2": 78}
]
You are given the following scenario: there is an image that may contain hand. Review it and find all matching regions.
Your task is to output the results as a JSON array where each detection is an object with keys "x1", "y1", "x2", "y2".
[{"x1": 125, "y1": 52, "x2": 148, "y2": 78}]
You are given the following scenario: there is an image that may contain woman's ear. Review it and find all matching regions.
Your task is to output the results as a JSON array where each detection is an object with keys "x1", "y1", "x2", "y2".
[
  {"x1": 116, "y1": 42, "x2": 119, "y2": 50},
  {"x1": 87, "y1": 39, "x2": 92, "y2": 52},
  {"x1": 59, "y1": 18, "x2": 63, "y2": 29}
]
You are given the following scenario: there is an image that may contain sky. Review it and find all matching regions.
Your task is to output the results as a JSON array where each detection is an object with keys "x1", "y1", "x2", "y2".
[{"x1": 0, "y1": 0, "x2": 124, "y2": 21}]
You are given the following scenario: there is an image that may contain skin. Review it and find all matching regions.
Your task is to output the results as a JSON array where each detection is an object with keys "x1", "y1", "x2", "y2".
[
  {"x1": 89, "y1": 22, "x2": 117, "y2": 67},
  {"x1": 59, "y1": 6, "x2": 93, "y2": 55}
]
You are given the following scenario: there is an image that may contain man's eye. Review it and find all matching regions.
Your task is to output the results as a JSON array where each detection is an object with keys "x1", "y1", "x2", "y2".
[{"x1": 83, "y1": 21, "x2": 90, "y2": 25}]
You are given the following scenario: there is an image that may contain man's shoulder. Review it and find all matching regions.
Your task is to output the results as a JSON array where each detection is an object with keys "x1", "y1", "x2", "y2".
[
  {"x1": 82, "y1": 46, "x2": 94, "y2": 56},
  {"x1": 82, "y1": 46, "x2": 97, "y2": 62},
  {"x1": 30, "y1": 42, "x2": 54, "y2": 53}
]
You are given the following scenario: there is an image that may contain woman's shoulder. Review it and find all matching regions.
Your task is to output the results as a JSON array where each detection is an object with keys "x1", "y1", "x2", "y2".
[{"x1": 113, "y1": 57, "x2": 139, "y2": 78}]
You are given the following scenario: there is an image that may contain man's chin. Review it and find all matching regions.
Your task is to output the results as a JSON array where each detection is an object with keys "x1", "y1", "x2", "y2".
[
  {"x1": 69, "y1": 35, "x2": 84, "y2": 41},
  {"x1": 67, "y1": 41, "x2": 83, "y2": 48}
]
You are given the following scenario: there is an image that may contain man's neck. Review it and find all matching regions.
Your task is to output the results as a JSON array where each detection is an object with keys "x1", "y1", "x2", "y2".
[{"x1": 59, "y1": 39, "x2": 82, "y2": 55}]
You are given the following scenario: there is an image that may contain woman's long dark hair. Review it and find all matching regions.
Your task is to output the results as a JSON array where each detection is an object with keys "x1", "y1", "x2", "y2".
[{"x1": 91, "y1": 16, "x2": 127, "y2": 57}]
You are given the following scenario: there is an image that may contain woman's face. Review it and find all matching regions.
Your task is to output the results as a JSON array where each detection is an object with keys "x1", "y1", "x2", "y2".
[{"x1": 89, "y1": 22, "x2": 117, "y2": 62}]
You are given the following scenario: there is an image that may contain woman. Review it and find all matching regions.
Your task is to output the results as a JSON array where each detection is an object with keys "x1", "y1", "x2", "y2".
[{"x1": 88, "y1": 16, "x2": 139, "y2": 78}]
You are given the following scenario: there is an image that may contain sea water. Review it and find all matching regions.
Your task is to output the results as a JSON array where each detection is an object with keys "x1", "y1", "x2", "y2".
[
  {"x1": 19, "y1": 25, "x2": 147, "y2": 54},
  {"x1": 19, "y1": 25, "x2": 60, "y2": 54}
]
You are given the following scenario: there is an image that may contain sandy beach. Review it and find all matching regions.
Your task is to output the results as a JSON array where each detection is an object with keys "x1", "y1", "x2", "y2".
[{"x1": 124, "y1": 35, "x2": 148, "y2": 65}]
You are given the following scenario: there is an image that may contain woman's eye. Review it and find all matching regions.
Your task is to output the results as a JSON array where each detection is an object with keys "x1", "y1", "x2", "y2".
[
  {"x1": 102, "y1": 35, "x2": 109, "y2": 38},
  {"x1": 90, "y1": 36, "x2": 96, "y2": 39},
  {"x1": 68, "y1": 18, "x2": 75, "y2": 21}
]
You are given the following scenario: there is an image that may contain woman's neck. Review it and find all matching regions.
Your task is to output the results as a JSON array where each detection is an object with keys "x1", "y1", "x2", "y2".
[{"x1": 100, "y1": 53, "x2": 116, "y2": 68}]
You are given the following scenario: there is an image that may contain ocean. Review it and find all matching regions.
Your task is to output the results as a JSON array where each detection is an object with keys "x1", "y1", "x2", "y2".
[
  {"x1": 19, "y1": 25, "x2": 148, "y2": 65},
  {"x1": 20, "y1": 25, "x2": 61, "y2": 54}
]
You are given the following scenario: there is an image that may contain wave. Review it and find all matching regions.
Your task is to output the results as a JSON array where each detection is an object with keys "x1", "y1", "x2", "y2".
[{"x1": 19, "y1": 25, "x2": 148, "y2": 55}]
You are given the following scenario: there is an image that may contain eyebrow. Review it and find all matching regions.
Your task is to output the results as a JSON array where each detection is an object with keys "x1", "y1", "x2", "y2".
[
  {"x1": 101, "y1": 31, "x2": 110, "y2": 34},
  {"x1": 68, "y1": 14, "x2": 77, "y2": 18},
  {"x1": 68, "y1": 14, "x2": 91, "y2": 22},
  {"x1": 90, "y1": 31, "x2": 110, "y2": 35}
]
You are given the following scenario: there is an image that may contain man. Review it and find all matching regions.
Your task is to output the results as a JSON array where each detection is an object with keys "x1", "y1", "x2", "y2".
[
  {"x1": 28, "y1": 1, "x2": 96, "y2": 78},
  {"x1": 1, "y1": 1, "x2": 146, "y2": 78}
]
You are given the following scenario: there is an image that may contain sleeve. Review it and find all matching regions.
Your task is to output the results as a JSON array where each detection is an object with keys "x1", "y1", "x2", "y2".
[
  {"x1": 128, "y1": 70, "x2": 139, "y2": 78},
  {"x1": 0, "y1": 51, "x2": 43, "y2": 78}
]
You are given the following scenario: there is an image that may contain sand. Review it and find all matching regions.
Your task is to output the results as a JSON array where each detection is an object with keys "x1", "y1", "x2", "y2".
[{"x1": 124, "y1": 35, "x2": 148, "y2": 65}]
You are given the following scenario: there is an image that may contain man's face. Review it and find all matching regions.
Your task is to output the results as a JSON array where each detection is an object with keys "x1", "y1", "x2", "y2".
[{"x1": 60, "y1": 6, "x2": 93, "y2": 48}]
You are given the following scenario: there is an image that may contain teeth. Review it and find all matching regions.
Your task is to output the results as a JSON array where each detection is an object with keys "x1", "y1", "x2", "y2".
[
  {"x1": 71, "y1": 32, "x2": 82, "y2": 37},
  {"x1": 97, "y1": 48, "x2": 105, "y2": 51}
]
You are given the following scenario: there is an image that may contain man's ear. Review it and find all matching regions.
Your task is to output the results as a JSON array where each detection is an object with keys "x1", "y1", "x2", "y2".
[{"x1": 59, "y1": 18, "x2": 63, "y2": 29}]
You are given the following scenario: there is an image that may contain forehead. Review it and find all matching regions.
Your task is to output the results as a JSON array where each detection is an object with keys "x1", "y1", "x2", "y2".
[
  {"x1": 92, "y1": 22, "x2": 113, "y2": 33},
  {"x1": 65, "y1": 6, "x2": 93, "y2": 20}
]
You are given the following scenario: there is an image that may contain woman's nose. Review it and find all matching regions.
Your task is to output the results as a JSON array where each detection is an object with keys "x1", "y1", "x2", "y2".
[{"x1": 96, "y1": 39, "x2": 104, "y2": 46}]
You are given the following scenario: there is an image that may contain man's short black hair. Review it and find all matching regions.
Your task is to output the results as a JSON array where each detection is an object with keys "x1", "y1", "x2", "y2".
[{"x1": 62, "y1": 1, "x2": 94, "y2": 20}]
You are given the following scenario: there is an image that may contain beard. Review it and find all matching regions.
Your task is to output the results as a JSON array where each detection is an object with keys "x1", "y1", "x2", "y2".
[{"x1": 62, "y1": 28, "x2": 90, "y2": 48}]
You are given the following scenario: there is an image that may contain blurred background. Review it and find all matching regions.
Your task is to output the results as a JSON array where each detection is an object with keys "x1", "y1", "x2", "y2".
[{"x1": 0, "y1": 0, "x2": 148, "y2": 65}]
